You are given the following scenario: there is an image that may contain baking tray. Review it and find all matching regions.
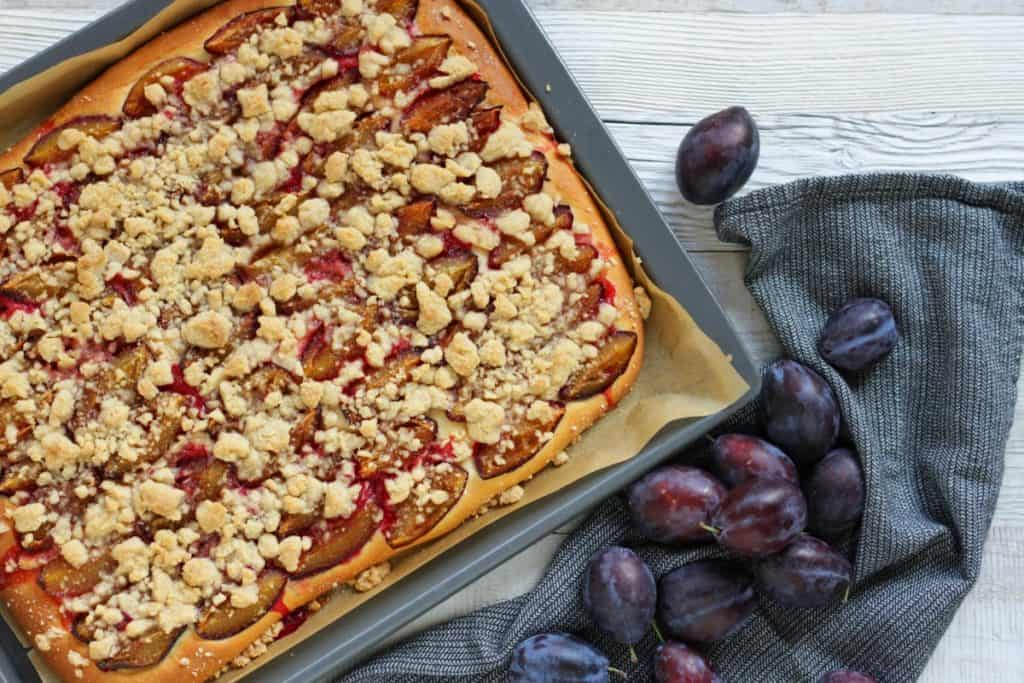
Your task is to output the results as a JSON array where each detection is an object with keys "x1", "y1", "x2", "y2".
[{"x1": 0, "y1": 1, "x2": 760, "y2": 680}]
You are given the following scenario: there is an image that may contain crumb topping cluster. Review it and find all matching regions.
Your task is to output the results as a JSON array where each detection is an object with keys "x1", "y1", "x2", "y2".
[{"x1": 0, "y1": 0, "x2": 636, "y2": 673}]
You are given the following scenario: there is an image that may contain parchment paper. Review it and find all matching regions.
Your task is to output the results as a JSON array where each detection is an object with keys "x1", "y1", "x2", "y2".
[{"x1": 0, "y1": 1, "x2": 749, "y2": 679}]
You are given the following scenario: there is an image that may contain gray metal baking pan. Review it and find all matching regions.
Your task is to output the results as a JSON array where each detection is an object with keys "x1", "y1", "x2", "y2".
[{"x1": 0, "y1": 1, "x2": 759, "y2": 681}]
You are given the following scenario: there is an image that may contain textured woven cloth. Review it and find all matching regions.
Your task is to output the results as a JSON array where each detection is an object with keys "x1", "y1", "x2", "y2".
[{"x1": 339, "y1": 174, "x2": 1024, "y2": 682}]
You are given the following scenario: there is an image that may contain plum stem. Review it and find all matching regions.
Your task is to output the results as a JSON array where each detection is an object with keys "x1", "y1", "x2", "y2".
[
  {"x1": 651, "y1": 621, "x2": 665, "y2": 644},
  {"x1": 705, "y1": 434, "x2": 716, "y2": 444},
  {"x1": 628, "y1": 646, "x2": 638, "y2": 664},
  {"x1": 842, "y1": 584, "x2": 851, "y2": 604},
  {"x1": 699, "y1": 522, "x2": 720, "y2": 535},
  {"x1": 608, "y1": 666, "x2": 628, "y2": 679}
]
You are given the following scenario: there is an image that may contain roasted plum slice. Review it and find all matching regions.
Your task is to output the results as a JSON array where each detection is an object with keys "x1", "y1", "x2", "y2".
[
  {"x1": 376, "y1": 36, "x2": 451, "y2": 97},
  {"x1": 25, "y1": 116, "x2": 121, "y2": 167},
  {"x1": 104, "y1": 394, "x2": 184, "y2": 478},
  {"x1": 293, "y1": 501, "x2": 380, "y2": 577},
  {"x1": 291, "y1": 409, "x2": 320, "y2": 451},
  {"x1": 243, "y1": 363, "x2": 296, "y2": 398},
  {"x1": 177, "y1": 457, "x2": 230, "y2": 502},
  {"x1": 278, "y1": 511, "x2": 319, "y2": 536},
  {"x1": 355, "y1": 417, "x2": 436, "y2": 477},
  {"x1": 205, "y1": 6, "x2": 295, "y2": 54},
  {"x1": 401, "y1": 80, "x2": 488, "y2": 134},
  {"x1": 431, "y1": 251, "x2": 478, "y2": 293},
  {"x1": 475, "y1": 404, "x2": 564, "y2": 478},
  {"x1": 330, "y1": 18, "x2": 364, "y2": 54},
  {"x1": 560, "y1": 330, "x2": 637, "y2": 401},
  {"x1": 557, "y1": 243, "x2": 598, "y2": 274},
  {"x1": 196, "y1": 569, "x2": 287, "y2": 639},
  {"x1": 567, "y1": 282, "x2": 602, "y2": 324},
  {"x1": 301, "y1": 323, "x2": 344, "y2": 381},
  {"x1": 462, "y1": 152, "x2": 547, "y2": 217},
  {"x1": 488, "y1": 204, "x2": 570, "y2": 268},
  {"x1": 343, "y1": 112, "x2": 392, "y2": 151},
  {"x1": 377, "y1": 0, "x2": 419, "y2": 23},
  {"x1": 0, "y1": 403, "x2": 33, "y2": 454},
  {"x1": 0, "y1": 462, "x2": 38, "y2": 492},
  {"x1": 0, "y1": 168, "x2": 24, "y2": 189},
  {"x1": 396, "y1": 198, "x2": 437, "y2": 237},
  {"x1": 123, "y1": 57, "x2": 209, "y2": 117},
  {"x1": 469, "y1": 107, "x2": 503, "y2": 152},
  {"x1": 1, "y1": 266, "x2": 70, "y2": 302},
  {"x1": 39, "y1": 553, "x2": 115, "y2": 597},
  {"x1": 385, "y1": 463, "x2": 468, "y2": 547},
  {"x1": 96, "y1": 626, "x2": 185, "y2": 671},
  {"x1": 71, "y1": 344, "x2": 150, "y2": 433},
  {"x1": 363, "y1": 350, "x2": 419, "y2": 393},
  {"x1": 298, "y1": 0, "x2": 340, "y2": 15}
]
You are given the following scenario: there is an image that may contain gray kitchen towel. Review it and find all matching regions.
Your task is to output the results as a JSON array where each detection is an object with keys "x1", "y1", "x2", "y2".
[{"x1": 339, "y1": 173, "x2": 1024, "y2": 682}]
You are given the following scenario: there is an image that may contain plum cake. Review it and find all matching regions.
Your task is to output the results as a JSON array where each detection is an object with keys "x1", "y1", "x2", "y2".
[{"x1": 0, "y1": 0, "x2": 644, "y2": 680}]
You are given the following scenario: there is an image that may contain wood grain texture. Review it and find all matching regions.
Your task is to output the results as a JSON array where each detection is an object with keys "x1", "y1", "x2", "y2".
[{"x1": 0, "y1": 2, "x2": 1020, "y2": 681}]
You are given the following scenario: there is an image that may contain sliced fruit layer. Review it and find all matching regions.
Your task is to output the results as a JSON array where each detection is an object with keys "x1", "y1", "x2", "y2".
[
  {"x1": 462, "y1": 152, "x2": 548, "y2": 216},
  {"x1": 293, "y1": 501, "x2": 379, "y2": 577},
  {"x1": 96, "y1": 627, "x2": 184, "y2": 671},
  {"x1": 196, "y1": 569, "x2": 286, "y2": 640},
  {"x1": 432, "y1": 251, "x2": 477, "y2": 293},
  {"x1": 396, "y1": 198, "x2": 436, "y2": 237},
  {"x1": 205, "y1": 6, "x2": 294, "y2": 54},
  {"x1": 378, "y1": 0, "x2": 419, "y2": 23},
  {"x1": 475, "y1": 405, "x2": 565, "y2": 478},
  {"x1": 385, "y1": 463, "x2": 468, "y2": 547},
  {"x1": 123, "y1": 58, "x2": 209, "y2": 117},
  {"x1": 560, "y1": 331, "x2": 638, "y2": 401},
  {"x1": 0, "y1": 168, "x2": 24, "y2": 189},
  {"x1": 25, "y1": 116, "x2": 120, "y2": 167},
  {"x1": 377, "y1": 36, "x2": 450, "y2": 97},
  {"x1": 39, "y1": 553, "x2": 115, "y2": 598},
  {"x1": 402, "y1": 80, "x2": 488, "y2": 134}
]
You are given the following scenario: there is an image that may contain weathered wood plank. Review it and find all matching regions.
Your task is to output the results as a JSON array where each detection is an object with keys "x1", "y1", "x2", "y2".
[{"x1": 2, "y1": 10, "x2": 1024, "y2": 122}]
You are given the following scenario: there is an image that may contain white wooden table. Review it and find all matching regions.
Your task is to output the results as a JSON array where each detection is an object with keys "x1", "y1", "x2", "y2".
[{"x1": 0, "y1": 1, "x2": 1022, "y2": 680}]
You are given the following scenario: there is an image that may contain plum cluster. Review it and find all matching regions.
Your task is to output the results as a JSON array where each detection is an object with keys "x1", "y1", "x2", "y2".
[{"x1": 508, "y1": 291, "x2": 896, "y2": 678}]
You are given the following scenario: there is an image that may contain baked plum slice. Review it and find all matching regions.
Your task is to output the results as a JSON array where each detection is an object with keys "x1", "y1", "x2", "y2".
[
  {"x1": 378, "y1": 0, "x2": 419, "y2": 23},
  {"x1": 0, "y1": 463, "x2": 38, "y2": 492},
  {"x1": 1, "y1": 265, "x2": 71, "y2": 302},
  {"x1": 355, "y1": 417, "x2": 436, "y2": 477},
  {"x1": 96, "y1": 626, "x2": 185, "y2": 671},
  {"x1": 243, "y1": 363, "x2": 297, "y2": 398},
  {"x1": 432, "y1": 251, "x2": 478, "y2": 293},
  {"x1": 39, "y1": 553, "x2": 115, "y2": 598},
  {"x1": 568, "y1": 283, "x2": 602, "y2": 325},
  {"x1": 469, "y1": 107, "x2": 502, "y2": 152},
  {"x1": 123, "y1": 57, "x2": 209, "y2": 117},
  {"x1": 177, "y1": 456, "x2": 231, "y2": 502},
  {"x1": 385, "y1": 463, "x2": 468, "y2": 547},
  {"x1": 363, "y1": 349, "x2": 419, "y2": 393},
  {"x1": 476, "y1": 405, "x2": 564, "y2": 478},
  {"x1": 560, "y1": 330, "x2": 637, "y2": 401},
  {"x1": 0, "y1": 404, "x2": 33, "y2": 456},
  {"x1": 462, "y1": 152, "x2": 547, "y2": 217},
  {"x1": 488, "y1": 204, "x2": 571, "y2": 268},
  {"x1": 205, "y1": 6, "x2": 295, "y2": 54},
  {"x1": 0, "y1": 168, "x2": 24, "y2": 189},
  {"x1": 71, "y1": 344, "x2": 150, "y2": 433},
  {"x1": 292, "y1": 501, "x2": 380, "y2": 577},
  {"x1": 291, "y1": 408, "x2": 320, "y2": 452},
  {"x1": 196, "y1": 569, "x2": 287, "y2": 639},
  {"x1": 103, "y1": 394, "x2": 184, "y2": 478},
  {"x1": 25, "y1": 116, "x2": 121, "y2": 167},
  {"x1": 376, "y1": 36, "x2": 451, "y2": 97},
  {"x1": 401, "y1": 80, "x2": 488, "y2": 134},
  {"x1": 396, "y1": 198, "x2": 437, "y2": 237},
  {"x1": 558, "y1": 243, "x2": 598, "y2": 274}
]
